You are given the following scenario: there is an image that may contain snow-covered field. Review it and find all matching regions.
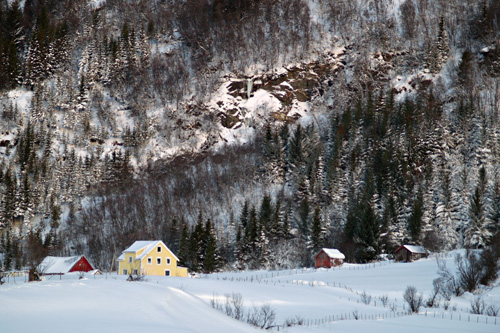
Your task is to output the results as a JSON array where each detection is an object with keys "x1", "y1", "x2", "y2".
[{"x1": 1, "y1": 252, "x2": 499, "y2": 332}]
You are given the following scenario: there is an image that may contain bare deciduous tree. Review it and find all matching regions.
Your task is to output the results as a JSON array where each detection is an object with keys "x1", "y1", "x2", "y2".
[
  {"x1": 400, "y1": 0, "x2": 418, "y2": 45},
  {"x1": 403, "y1": 285, "x2": 423, "y2": 313},
  {"x1": 470, "y1": 297, "x2": 486, "y2": 315},
  {"x1": 426, "y1": 279, "x2": 441, "y2": 308}
]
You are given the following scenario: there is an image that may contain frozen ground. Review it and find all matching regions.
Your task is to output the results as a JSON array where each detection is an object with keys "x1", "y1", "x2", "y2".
[{"x1": 1, "y1": 251, "x2": 499, "y2": 332}]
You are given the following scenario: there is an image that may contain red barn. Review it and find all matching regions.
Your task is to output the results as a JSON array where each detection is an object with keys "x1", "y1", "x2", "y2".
[
  {"x1": 39, "y1": 255, "x2": 95, "y2": 275},
  {"x1": 315, "y1": 248, "x2": 345, "y2": 268}
]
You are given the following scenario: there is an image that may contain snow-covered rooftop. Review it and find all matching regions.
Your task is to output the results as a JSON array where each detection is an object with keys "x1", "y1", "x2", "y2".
[
  {"x1": 399, "y1": 245, "x2": 426, "y2": 254},
  {"x1": 39, "y1": 256, "x2": 86, "y2": 274},
  {"x1": 117, "y1": 240, "x2": 179, "y2": 262},
  {"x1": 320, "y1": 248, "x2": 345, "y2": 259}
]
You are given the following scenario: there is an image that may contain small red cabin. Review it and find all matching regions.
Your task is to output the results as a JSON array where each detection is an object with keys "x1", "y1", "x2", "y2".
[
  {"x1": 39, "y1": 255, "x2": 95, "y2": 275},
  {"x1": 315, "y1": 248, "x2": 345, "y2": 268}
]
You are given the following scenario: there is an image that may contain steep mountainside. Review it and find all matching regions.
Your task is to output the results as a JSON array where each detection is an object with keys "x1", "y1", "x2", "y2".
[{"x1": 0, "y1": 0, "x2": 500, "y2": 272}]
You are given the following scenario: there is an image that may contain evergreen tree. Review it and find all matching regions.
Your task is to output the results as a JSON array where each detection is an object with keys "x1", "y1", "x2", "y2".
[
  {"x1": 281, "y1": 206, "x2": 292, "y2": 240},
  {"x1": 357, "y1": 200, "x2": 381, "y2": 262},
  {"x1": 310, "y1": 206, "x2": 323, "y2": 250},
  {"x1": 488, "y1": 180, "x2": 500, "y2": 238},
  {"x1": 298, "y1": 198, "x2": 310, "y2": 236},
  {"x1": 466, "y1": 186, "x2": 490, "y2": 248},
  {"x1": 165, "y1": 217, "x2": 180, "y2": 253},
  {"x1": 2, "y1": 230, "x2": 12, "y2": 270},
  {"x1": 256, "y1": 228, "x2": 270, "y2": 269},
  {"x1": 289, "y1": 124, "x2": 303, "y2": 167},
  {"x1": 2, "y1": 168, "x2": 17, "y2": 225},
  {"x1": 239, "y1": 206, "x2": 258, "y2": 268},
  {"x1": 177, "y1": 224, "x2": 190, "y2": 267},
  {"x1": 408, "y1": 192, "x2": 424, "y2": 242},
  {"x1": 457, "y1": 49, "x2": 473, "y2": 92},
  {"x1": 436, "y1": 16, "x2": 449, "y2": 66},
  {"x1": 240, "y1": 200, "x2": 249, "y2": 228},
  {"x1": 426, "y1": 16, "x2": 449, "y2": 74},
  {"x1": 203, "y1": 219, "x2": 219, "y2": 273},
  {"x1": 269, "y1": 197, "x2": 283, "y2": 240},
  {"x1": 259, "y1": 194, "x2": 272, "y2": 232},
  {"x1": 189, "y1": 214, "x2": 206, "y2": 272},
  {"x1": 344, "y1": 193, "x2": 381, "y2": 262}
]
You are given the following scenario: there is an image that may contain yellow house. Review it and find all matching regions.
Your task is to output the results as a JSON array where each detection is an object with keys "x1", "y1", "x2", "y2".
[{"x1": 117, "y1": 240, "x2": 188, "y2": 277}]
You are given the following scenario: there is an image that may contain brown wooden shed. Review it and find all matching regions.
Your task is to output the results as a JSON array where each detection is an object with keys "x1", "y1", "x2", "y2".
[{"x1": 394, "y1": 245, "x2": 427, "y2": 262}]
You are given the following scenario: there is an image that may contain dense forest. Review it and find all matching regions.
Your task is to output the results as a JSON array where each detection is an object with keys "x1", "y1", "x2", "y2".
[{"x1": 0, "y1": 0, "x2": 500, "y2": 274}]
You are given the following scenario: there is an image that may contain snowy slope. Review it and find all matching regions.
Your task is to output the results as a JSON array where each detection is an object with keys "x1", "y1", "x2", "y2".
[{"x1": 0, "y1": 276, "x2": 258, "y2": 333}]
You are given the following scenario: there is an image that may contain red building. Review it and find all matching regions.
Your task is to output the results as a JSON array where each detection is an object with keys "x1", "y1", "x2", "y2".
[
  {"x1": 39, "y1": 255, "x2": 96, "y2": 275},
  {"x1": 315, "y1": 248, "x2": 345, "y2": 268}
]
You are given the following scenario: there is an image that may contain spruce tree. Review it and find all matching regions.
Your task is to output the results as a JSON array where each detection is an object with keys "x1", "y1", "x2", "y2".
[
  {"x1": 408, "y1": 193, "x2": 424, "y2": 242},
  {"x1": 310, "y1": 206, "x2": 322, "y2": 250},
  {"x1": 289, "y1": 124, "x2": 303, "y2": 167},
  {"x1": 203, "y1": 219, "x2": 219, "y2": 273},
  {"x1": 177, "y1": 224, "x2": 190, "y2": 267},
  {"x1": 488, "y1": 180, "x2": 500, "y2": 238},
  {"x1": 189, "y1": 215, "x2": 206, "y2": 272},
  {"x1": 240, "y1": 200, "x2": 249, "y2": 228},
  {"x1": 466, "y1": 187, "x2": 490, "y2": 248},
  {"x1": 298, "y1": 198, "x2": 310, "y2": 237},
  {"x1": 269, "y1": 198, "x2": 282, "y2": 240},
  {"x1": 259, "y1": 194, "x2": 272, "y2": 232},
  {"x1": 2, "y1": 168, "x2": 16, "y2": 225}
]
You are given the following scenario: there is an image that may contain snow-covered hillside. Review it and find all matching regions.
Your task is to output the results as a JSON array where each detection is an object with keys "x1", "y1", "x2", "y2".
[{"x1": 1, "y1": 252, "x2": 499, "y2": 332}]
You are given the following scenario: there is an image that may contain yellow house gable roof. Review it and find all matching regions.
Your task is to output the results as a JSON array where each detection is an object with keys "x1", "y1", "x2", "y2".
[{"x1": 117, "y1": 240, "x2": 180, "y2": 262}]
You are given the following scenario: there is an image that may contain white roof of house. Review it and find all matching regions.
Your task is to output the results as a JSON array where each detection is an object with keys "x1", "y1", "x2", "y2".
[
  {"x1": 320, "y1": 248, "x2": 345, "y2": 260},
  {"x1": 401, "y1": 245, "x2": 426, "y2": 254},
  {"x1": 39, "y1": 256, "x2": 86, "y2": 274},
  {"x1": 117, "y1": 240, "x2": 179, "y2": 262}
]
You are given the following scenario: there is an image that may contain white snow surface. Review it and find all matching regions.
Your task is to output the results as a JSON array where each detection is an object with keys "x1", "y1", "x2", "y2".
[
  {"x1": 0, "y1": 276, "x2": 257, "y2": 333},
  {"x1": 2, "y1": 251, "x2": 499, "y2": 332},
  {"x1": 7, "y1": 88, "x2": 33, "y2": 114},
  {"x1": 209, "y1": 77, "x2": 311, "y2": 152}
]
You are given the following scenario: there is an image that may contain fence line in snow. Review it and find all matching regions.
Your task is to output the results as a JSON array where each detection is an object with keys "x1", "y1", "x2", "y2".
[
  {"x1": 202, "y1": 261, "x2": 395, "y2": 286},
  {"x1": 1, "y1": 270, "x2": 29, "y2": 283},
  {"x1": 421, "y1": 311, "x2": 499, "y2": 325},
  {"x1": 272, "y1": 310, "x2": 499, "y2": 331}
]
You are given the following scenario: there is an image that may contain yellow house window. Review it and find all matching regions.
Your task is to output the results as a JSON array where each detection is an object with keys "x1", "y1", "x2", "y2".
[
  {"x1": 166, "y1": 258, "x2": 171, "y2": 265},
  {"x1": 157, "y1": 246, "x2": 162, "y2": 252},
  {"x1": 157, "y1": 257, "x2": 161, "y2": 265},
  {"x1": 123, "y1": 269, "x2": 128, "y2": 275},
  {"x1": 165, "y1": 270, "x2": 170, "y2": 276},
  {"x1": 147, "y1": 257, "x2": 152, "y2": 264},
  {"x1": 128, "y1": 256, "x2": 132, "y2": 263}
]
